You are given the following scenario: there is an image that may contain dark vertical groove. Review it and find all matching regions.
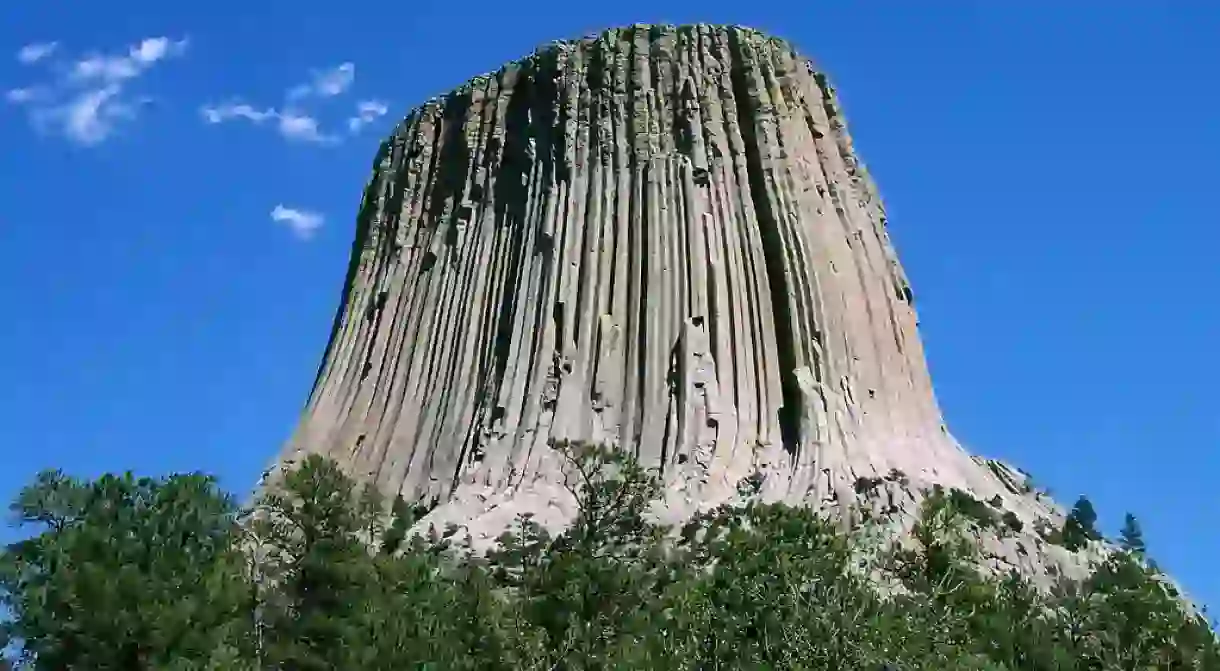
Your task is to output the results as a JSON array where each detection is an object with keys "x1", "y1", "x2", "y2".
[
  {"x1": 728, "y1": 32, "x2": 801, "y2": 453},
  {"x1": 427, "y1": 91, "x2": 475, "y2": 225},
  {"x1": 632, "y1": 161, "x2": 651, "y2": 456},
  {"x1": 517, "y1": 51, "x2": 559, "y2": 424},
  {"x1": 571, "y1": 46, "x2": 606, "y2": 344},
  {"x1": 487, "y1": 70, "x2": 535, "y2": 415}
]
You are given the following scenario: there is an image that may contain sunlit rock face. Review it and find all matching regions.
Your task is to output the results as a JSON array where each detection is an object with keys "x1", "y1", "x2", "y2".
[{"x1": 269, "y1": 24, "x2": 1086, "y2": 582}]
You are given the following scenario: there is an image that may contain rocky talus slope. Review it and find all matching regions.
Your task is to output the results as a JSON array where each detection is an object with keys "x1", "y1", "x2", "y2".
[{"x1": 269, "y1": 24, "x2": 1095, "y2": 583}]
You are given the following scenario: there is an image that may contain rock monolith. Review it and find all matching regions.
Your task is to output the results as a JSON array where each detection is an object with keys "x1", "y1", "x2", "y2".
[{"x1": 270, "y1": 24, "x2": 1083, "y2": 580}]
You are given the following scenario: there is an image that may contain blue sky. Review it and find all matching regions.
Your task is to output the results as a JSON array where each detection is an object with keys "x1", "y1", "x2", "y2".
[{"x1": 2, "y1": 1, "x2": 1217, "y2": 612}]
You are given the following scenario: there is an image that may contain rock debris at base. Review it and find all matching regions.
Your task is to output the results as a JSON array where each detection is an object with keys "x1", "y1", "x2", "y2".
[{"x1": 268, "y1": 24, "x2": 1101, "y2": 585}]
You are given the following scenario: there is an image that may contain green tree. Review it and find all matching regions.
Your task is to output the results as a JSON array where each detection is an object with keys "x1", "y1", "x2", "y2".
[
  {"x1": 1119, "y1": 512, "x2": 1146, "y2": 555},
  {"x1": 485, "y1": 442, "x2": 676, "y2": 668},
  {"x1": 0, "y1": 470, "x2": 252, "y2": 670},
  {"x1": 252, "y1": 455, "x2": 381, "y2": 671},
  {"x1": 1078, "y1": 549, "x2": 1219, "y2": 669},
  {"x1": 1060, "y1": 495, "x2": 1100, "y2": 551}
]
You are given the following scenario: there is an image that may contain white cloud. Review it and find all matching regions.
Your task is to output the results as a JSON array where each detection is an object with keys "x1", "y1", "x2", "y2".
[
  {"x1": 203, "y1": 62, "x2": 383, "y2": 145},
  {"x1": 132, "y1": 36, "x2": 186, "y2": 65},
  {"x1": 288, "y1": 62, "x2": 355, "y2": 101},
  {"x1": 71, "y1": 38, "x2": 186, "y2": 84},
  {"x1": 314, "y1": 63, "x2": 355, "y2": 96},
  {"x1": 201, "y1": 101, "x2": 275, "y2": 124},
  {"x1": 271, "y1": 205, "x2": 324, "y2": 240},
  {"x1": 61, "y1": 85, "x2": 135, "y2": 145},
  {"x1": 17, "y1": 42, "x2": 58, "y2": 64},
  {"x1": 7, "y1": 36, "x2": 187, "y2": 146},
  {"x1": 199, "y1": 102, "x2": 336, "y2": 144},
  {"x1": 347, "y1": 99, "x2": 388, "y2": 133},
  {"x1": 277, "y1": 111, "x2": 336, "y2": 144}
]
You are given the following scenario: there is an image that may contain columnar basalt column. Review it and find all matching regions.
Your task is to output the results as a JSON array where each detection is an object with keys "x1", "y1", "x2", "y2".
[{"x1": 270, "y1": 25, "x2": 1064, "y2": 568}]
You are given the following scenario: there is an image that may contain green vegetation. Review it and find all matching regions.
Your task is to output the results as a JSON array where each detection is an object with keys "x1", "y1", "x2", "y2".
[
  {"x1": 1119, "y1": 512, "x2": 1146, "y2": 556},
  {"x1": 942, "y1": 486, "x2": 999, "y2": 531},
  {"x1": 1057, "y1": 495, "x2": 1102, "y2": 551},
  {"x1": 1, "y1": 447, "x2": 1216, "y2": 670},
  {"x1": 1001, "y1": 510, "x2": 1024, "y2": 534}
]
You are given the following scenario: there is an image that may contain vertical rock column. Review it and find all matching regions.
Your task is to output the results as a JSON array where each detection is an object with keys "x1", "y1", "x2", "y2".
[{"x1": 272, "y1": 24, "x2": 1018, "y2": 540}]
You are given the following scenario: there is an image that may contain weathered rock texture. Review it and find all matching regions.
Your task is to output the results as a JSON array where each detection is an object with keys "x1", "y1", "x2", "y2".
[{"x1": 271, "y1": 24, "x2": 1086, "y2": 581}]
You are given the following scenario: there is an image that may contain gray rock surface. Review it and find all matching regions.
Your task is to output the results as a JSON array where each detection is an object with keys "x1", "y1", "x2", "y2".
[{"x1": 267, "y1": 24, "x2": 1096, "y2": 584}]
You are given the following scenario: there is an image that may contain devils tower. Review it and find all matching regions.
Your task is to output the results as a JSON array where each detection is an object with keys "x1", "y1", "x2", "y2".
[{"x1": 270, "y1": 24, "x2": 1078, "y2": 578}]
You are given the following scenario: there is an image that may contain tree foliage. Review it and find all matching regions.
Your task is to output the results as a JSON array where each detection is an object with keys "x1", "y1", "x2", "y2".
[
  {"x1": 2, "y1": 448, "x2": 1216, "y2": 670},
  {"x1": 1060, "y1": 496, "x2": 1101, "y2": 551},
  {"x1": 0, "y1": 470, "x2": 251, "y2": 670},
  {"x1": 1118, "y1": 513, "x2": 1146, "y2": 556}
]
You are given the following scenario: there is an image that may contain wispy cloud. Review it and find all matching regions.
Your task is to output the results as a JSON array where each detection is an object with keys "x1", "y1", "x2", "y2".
[
  {"x1": 71, "y1": 37, "x2": 186, "y2": 83},
  {"x1": 201, "y1": 102, "x2": 276, "y2": 124},
  {"x1": 288, "y1": 62, "x2": 355, "y2": 100},
  {"x1": 6, "y1": 36, "x2": 187, "y2": 145},
  {"x1": 200, "y1": 101, "x2": 338, "y2": 145},
  {"x1": 17, "y1": 42, "x2": 58, "y2": 64},
  {"x1": 271, "y1": 205, "x2": 324, "y2": 240},
  {"x1": 202, "y1": 62, "x2": 385, "y2": 145},
  {"x1": 347, "y1": 99, "x2": 388, "y2": 133},
  {"x1": 277, "y1": 111, "x2": 337, "y2": 144}
]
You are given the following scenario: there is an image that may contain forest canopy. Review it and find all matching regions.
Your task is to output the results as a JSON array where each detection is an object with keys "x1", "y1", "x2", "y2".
[{"x1": 1, "y1": 445, "x2": 1216, "y2": 670}]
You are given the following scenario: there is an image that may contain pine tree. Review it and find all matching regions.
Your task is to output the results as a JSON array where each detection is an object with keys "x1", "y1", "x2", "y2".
[
  {"x1": 254, "y1": 455, "x2": 378, "y2": 671},
  {"x1": 1061, "y1": 495, "x2": 1100, "y2": 550},
  {"x1": 0, "y1": 470, "x2": 251, "y2": 670},
  {"x1": 1119, "y1": 513, "x2": 1147, "y2": 555}
]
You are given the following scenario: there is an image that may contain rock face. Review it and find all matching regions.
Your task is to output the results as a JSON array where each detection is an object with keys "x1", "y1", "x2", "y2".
[{"x1": 271, "y1": 24, "x2": 1083, "y2": 580}]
